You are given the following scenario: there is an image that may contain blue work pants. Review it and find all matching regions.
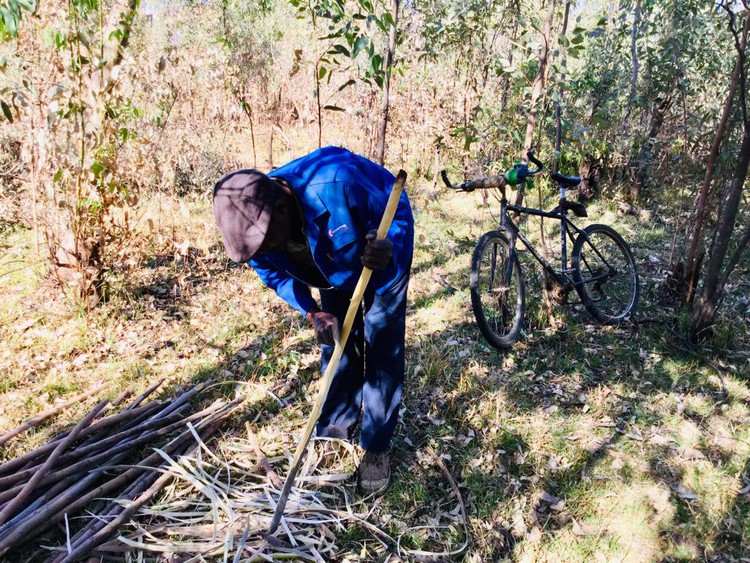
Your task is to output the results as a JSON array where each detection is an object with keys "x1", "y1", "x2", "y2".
[{"x1": 316, "y1": 271, "x2": 409, "y2": 453}]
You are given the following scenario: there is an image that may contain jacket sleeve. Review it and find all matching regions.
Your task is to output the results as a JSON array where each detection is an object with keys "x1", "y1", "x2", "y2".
[
  {"x1": 344, "y1": 174, "x2": 413, "y2": 276},
  {"x1": 249, "y1": 256, "x2": 317, "y2": 316}
]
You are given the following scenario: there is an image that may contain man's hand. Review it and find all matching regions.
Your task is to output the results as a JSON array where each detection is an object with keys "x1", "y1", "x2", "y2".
[
  {"x1": 306, "y1": 306, "x2": 339, "y2": 346},
  {"x1": 361, "y1": 229, "x2": 393, "y2": 271}
]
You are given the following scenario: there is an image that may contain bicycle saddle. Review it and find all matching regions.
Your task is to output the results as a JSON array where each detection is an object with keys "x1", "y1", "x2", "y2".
[{"x1": 550, "y1": 172, "x2": 582, "y2": 187}]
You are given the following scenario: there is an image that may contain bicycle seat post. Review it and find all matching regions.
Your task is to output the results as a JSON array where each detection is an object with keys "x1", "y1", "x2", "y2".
[{"x1": 558, "y1": 178, "x2": 569, "y2": 274}]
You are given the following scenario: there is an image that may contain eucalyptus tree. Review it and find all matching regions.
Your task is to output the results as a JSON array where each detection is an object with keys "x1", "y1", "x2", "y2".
[
  {"x1": 415, "y1": 0, "x2": 524, "y2": 169},
  {"x1": 217, "y1": 0, "x2": 279, "y2": 167},
  {"x1": 688, "y1": 1, "x2": 750, "y2": 341},
  {"x1": 1, "y1": 0, "x2": 141, "y2": 307},
  {"x1": 564, "y1": 0, "x2": 732, "y2": 193},
  {"x1": 682, "y1": 1, "x2": 749, "y2": 305},
  {"x1": 287, "y1": 0, "x2": 402, "y2": 157}
]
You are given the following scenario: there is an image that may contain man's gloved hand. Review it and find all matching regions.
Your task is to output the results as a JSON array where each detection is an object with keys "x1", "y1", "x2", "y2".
[
  {"x1": 306, "y1": 306, "x2": 339, "y2": 346},
  {"x1": 361, "y1": 229, "x2": 393, "y2": 270}
]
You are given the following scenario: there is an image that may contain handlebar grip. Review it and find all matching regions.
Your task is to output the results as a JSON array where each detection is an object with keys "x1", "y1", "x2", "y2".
[
  {"x1": 440, "y1": 169, "x2": 505, "y2": 192},
  {"x1": 526, "y1": 150, "x2": 544, "y2": 171},
  {"x1": 440, "y1": 170, "x2": 455, "y2": 189},
  {"x1": 464, "y1": 176, "x2": 505, "y2": 191}
]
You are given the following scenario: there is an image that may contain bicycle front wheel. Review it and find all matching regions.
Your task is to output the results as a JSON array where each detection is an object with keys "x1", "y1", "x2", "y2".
[
  {"x1": 470, "y1": 231, "x2": 525, "y2": 349},
  {"x1": 572, "y1": 224, "x2": 639, "y2": 323}
]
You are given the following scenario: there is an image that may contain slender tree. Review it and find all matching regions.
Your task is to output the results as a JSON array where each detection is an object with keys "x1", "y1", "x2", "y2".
[
  {"x1": 375, "y1": 0, "x2": 399, "y2": 165},
  {"x1": 690, "y1": 3, "x2": 750, "y2": 339},
  {"x1": 682, "y1": 3, "x2": 750, "y2": 303},
  {"x1": 514, "y1": 0, "x2": 556, "y2": 207}
]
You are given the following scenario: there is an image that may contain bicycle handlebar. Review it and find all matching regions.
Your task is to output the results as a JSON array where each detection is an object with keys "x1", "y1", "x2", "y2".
[
  {"x1": 440, "y1": 170, "x2": 505, "y2": 192},
  {"x1": 526, "y1": 151, "x2": 544, "y2": 174},
  {"x1": 440, "y1": 150, "x2": 544, "y2": 192}
]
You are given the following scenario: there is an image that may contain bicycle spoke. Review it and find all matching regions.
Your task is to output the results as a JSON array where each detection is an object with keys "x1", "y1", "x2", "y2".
[
  {"x1": 470, "y1": 232, "x2": 524, "y2": 348},
  {"x1": 572, "y1": 225, "x2": 639, "y2": 323}
]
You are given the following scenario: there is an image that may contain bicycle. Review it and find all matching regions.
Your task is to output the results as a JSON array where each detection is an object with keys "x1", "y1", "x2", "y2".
[{"x1": 441, "y1": 152, "x2": 640, "y2": 349}]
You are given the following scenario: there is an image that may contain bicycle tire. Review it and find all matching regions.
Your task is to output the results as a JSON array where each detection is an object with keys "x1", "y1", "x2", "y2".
[
  {"x1": 571, "y1": 224, "x2": 639, "y2": 323},
  {"x1": 470, "y1": 231, "x2": 525, "y2": 349}
]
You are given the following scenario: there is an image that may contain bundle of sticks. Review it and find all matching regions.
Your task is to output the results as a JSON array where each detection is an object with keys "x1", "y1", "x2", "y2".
[{"x1": 0, "y1": 380, "x2": 242, "y2": 561}]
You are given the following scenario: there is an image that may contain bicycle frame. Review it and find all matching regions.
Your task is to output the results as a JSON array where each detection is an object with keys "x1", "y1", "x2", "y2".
[{"x1": 496, "y1": 187, "x2": 587, "y2": 291}]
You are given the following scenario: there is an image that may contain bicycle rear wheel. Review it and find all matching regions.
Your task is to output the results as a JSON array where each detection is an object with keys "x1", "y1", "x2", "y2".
[
  {"x1": 572, "y1": 224, "x2": 639, "y2": 323},
  {"x1": 470, "y1": 231, "x2": 525, "y2": 349}
]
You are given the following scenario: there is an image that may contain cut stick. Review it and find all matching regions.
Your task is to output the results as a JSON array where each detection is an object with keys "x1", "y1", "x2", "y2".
[
  {"x1": 58, "y1": 461, "x2": 163, "y2": 557},
  {"x1": 0, "y1": 406, "x2": 190, "y2": 490},
  {"x1": 0, "y1": 473, "x2": 80, "y2": 530},
  {"x1": 246, "y1": 422, "x2": 283, "y2": 489},
  {"x1": 0, "y1": 383, "x2": 107, "y2": 447},
  {"x1": 0, "y1": 450, "x2": 131, "y2": 548},
  {"x1": 55, "y1": 420, "x2": 227, "y2": 563},
  {"x1": 125, "y1": 378, "x2": 164, "y2": 410},
  {"x1": 0, "y1": 400, "x2": 163, "y2": 478},
  {"x1": 0, "y1": 422, "x2": 200, "y2": 556},
  {"x1": 0, "y1": 400, "x2": 232, "y2": 503},
  {"x1": 141, "y1": 381, "x2": 210, "y2": 424},
  {"x1": 0, "y1": 399, "x2": 108, "y2": 526},
  {"x1": 44, "y1": 399, "x2": 163, "y2": 449},
  {"x1": 267, "y1": 170, "x2": 407, "y2": 535},
  {"x1": 47, "y1": 381, "x2": 203, "y2": 451},
  {"x1": 111, "y1": 389, "x2": 133, "y2": 407}
]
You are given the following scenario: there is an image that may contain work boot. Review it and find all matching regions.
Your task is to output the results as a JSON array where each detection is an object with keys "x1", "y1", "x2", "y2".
[{"x1": 358, "y1": 450, "x2": 390, "y2": 494}]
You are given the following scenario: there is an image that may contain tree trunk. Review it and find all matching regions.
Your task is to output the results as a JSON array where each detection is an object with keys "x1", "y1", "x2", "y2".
[
  {"x1": 501, "y1": 1, "x2": 520, "y2": 112},
  {"x1": 375, "y1": 0, "x2": 399, "y2": 166},
  {"x1": 623, "y1": 0, "x2": 641, "y2": 131},
  {"x1": 515, "y1": 0, "x2": 555, "y2": 207},
  {"x1": 691, "y1": 118, "x2": 750, "y2": 340},
  {"x1": 521, "y1": 0, "x2": 555, "y2": 155},
  {"x1": 314, "y1": 63, "x2": 322, "y2": 149},
  {"x1": 629, "y1": 95, "x2": 671, "y2": 202},
  {"x1": 554, "y1": 0, "x2": 571, "y2": 155},
  {"x1": 683, "y1": 9, "x2": 750, "y2": 303}
]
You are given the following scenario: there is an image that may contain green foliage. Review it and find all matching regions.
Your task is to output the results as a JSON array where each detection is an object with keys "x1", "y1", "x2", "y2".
[
  {"x1": 0, "y1": 0, "x2": 35, "y2": 119},
  {"x1": 0, "y1": 0, "x2": 35, "y2": 39},
  {"x1": 563, "y1": 0, "x2": 733, "y2": 178},
  {"x1": 0, "y1": 0, "x2": 143, "y2": 307},
  {"x1": 288, "y1": 0, "x2": 397, "y2": 90}
]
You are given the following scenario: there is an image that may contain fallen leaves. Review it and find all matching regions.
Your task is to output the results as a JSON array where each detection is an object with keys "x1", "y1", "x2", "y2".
[
  {"x1": 571, "y1": 518, "x2": 598, "y2": 537},
  {"x1": 673, "y1": 483, "x2": 699, "y2": 500},
  {"x1": 671, "y1": 446, "x2": 707, "y2": 461}
]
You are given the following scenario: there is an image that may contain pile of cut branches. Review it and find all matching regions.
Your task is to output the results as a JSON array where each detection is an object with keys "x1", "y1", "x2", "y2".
[
  {"x1": 106, "y1": 429, "x2": 469, "y2": 562},
  {"x1": 0, "y1": 380, "x2": 242, "y2": 561}
]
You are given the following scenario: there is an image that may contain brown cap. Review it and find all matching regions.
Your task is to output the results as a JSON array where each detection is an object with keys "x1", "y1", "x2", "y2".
[{"x1": 212, "y1": 170, "x2": 281, "y2": 262}]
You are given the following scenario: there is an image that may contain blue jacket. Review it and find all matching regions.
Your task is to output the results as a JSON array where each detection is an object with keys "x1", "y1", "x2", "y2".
[{"x1": 249, "y1": 147, "x2": 414, "y2": 316}]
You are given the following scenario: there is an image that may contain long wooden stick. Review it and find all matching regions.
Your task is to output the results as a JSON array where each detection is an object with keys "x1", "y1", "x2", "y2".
[
  {"x1": 246, "y1": 422, "x2": 283, "y2": 489},
  {"x1": 0, "y1": 383, "x2": 107, "y2": 446},
  {"x1": 0, "y1": 399, "x2": 232, "y2": 503},
  {"x1": 0, "y1": 405, "x2": 229, "y2": 555},
  {"x1": 0, "y1": 399, "x2": 108, "y2": 526},
  {"x1": 0, "y1": 406, "x2": 190, "y2": 493},
  {"x1": 0, "y1": 400, "x2": 162, "y2": 478},
  {"x1": 55, "y1": 419, "x2": 228, "y2": 563},
  {"x1": 44, "y1": 398, "x2": 162, "y2": 449},
  {"x1": 267, "y1": 170, "x2": 407, "y2": 535},
  {"x1": 0, "y1": 397, "x2": 241, "y2": 556},
  {"x1": 125, "y1": 378, "x2": 164, "y2": 410}
]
